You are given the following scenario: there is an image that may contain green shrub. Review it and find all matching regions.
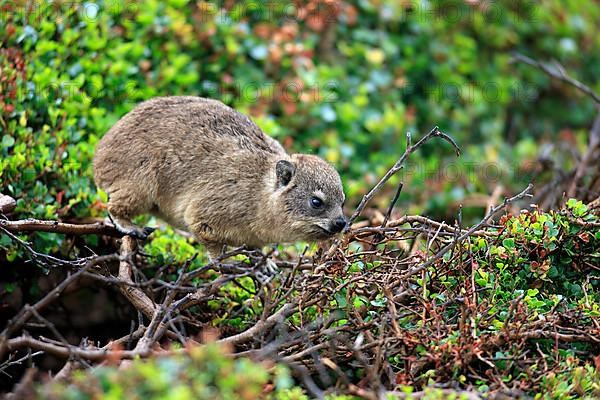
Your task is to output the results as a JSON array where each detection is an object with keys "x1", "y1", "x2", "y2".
[
  {"x1": 1, "y1": 0, "x2": 598, "y2": 233},
  {"x1": 38, "y1": 343, "x2": 304, "y2": 400}
]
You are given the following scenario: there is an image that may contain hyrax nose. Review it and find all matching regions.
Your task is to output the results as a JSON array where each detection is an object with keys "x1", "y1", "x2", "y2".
[{"x1": 330, "y1": 217, "x2": 347, "y2": 233}]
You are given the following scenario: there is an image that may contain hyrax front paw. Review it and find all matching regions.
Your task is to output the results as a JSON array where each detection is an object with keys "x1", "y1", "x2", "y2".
[
  {"x1": 254, "y1": 259, "x2": 279, "y2": 284},
  {"x1": 264, "y1": 258, "x2": 279, "y2": 275},
  {"x1": 108, "y1": 214, "x2": 156, "y2": 240},
  {"x1": 134, "y1": 226, "x2": 156, "y2": 240},
  {"x1": 120, "y1": 225, "x2": 155, "y2": 240}
]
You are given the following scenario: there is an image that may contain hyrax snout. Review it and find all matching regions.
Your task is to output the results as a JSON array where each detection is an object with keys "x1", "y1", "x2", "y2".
[{"x1": 93, "y1": 96, "x2": 346, "y2": 257}]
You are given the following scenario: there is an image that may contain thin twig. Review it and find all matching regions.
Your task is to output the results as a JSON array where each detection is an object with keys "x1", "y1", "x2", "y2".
[
  {"x1": 0, "y1": 218, "x2": 122, "y2": 236},
  {"x1": 513, "y1": 52, "x2": 600, "y2": 105},
  {"x1": 568, "y1": 114, "x2": 600, "y2": 197},
  {"x1": 399, "y1": 183, "x2": 533, "y2": 280},
  {"x1": 347, "y1": 126, "x2": 460, "y2": 227},
  {"x1": 118, "y1": 236, "x2": 157, "y2": 319},
  {"x1": 6, "y1": 336, "x2": 156, "y2": 361},
  {"x1": 0, "y1": 254, "x2": 118, "y2": 360}
]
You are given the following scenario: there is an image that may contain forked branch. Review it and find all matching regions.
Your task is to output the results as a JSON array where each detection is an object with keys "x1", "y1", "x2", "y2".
[{"x1": 347, "y1": 126, "x2": 460, "y2": 227}]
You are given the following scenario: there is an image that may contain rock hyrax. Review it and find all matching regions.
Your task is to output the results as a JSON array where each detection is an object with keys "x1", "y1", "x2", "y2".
[{"x1": 93, "y1": 96, "x2": 346, "y2": 257}]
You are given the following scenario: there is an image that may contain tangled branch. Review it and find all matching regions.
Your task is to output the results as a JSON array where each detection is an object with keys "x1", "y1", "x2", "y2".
[{"x1": 1, "y1": 128, "x2": 598, "y2": 399}]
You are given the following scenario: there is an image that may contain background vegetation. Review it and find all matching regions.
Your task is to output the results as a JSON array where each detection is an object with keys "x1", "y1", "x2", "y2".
[{"x1": 1, "y1": 0, "x2": 599, "y2": 398}]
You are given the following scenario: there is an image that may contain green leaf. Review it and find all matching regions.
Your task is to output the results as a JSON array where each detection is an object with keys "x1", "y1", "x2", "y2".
[
  {"x1": 502, "y1": 238, "x2": 515, "y2": 249},
  {"x1": 2, "y1": 135, "x2": 15, "y2": 148}
]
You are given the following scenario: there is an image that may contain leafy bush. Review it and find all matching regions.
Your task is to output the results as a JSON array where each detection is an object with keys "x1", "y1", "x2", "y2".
[
  {"x1": 26, "y1": 202, "x2": 600, "y2": 399},
  {"x1": 38, "y1": 343, "x2": 308, "y2": 400},
  {"x1": 1, "y1": 0, "x2": 598, "y2": 229},
  {"x1": 466, "y1": 198, "x2": 600, "y2": 306}
]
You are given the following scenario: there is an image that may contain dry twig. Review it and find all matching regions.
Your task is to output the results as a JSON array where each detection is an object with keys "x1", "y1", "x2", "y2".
[
  {"x1": 513, "y1": 52, "x2": 600, "y2": 105},
  {"x1": 347, "y1": 126, "x2": 460, "y2": 227}
]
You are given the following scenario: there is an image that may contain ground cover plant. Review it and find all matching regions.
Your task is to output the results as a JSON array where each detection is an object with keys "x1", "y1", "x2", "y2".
[{"x1": 1, "y1": 0, "x2": 600, "y2": 399}]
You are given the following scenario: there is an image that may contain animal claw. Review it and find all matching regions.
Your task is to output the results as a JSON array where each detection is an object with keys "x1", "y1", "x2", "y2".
[
  {"x1": 126, "y1": 226, "x2": 155, "y2": 240},
  {"x1": 142, "y1": 226, "x2": 156, "y2": 236},
  {"x1": 109, "y1": 218, "x2": 155, "y2": 240},
  {"x1": 254, "y1": 259, "x2": 279, "y2": 284}
]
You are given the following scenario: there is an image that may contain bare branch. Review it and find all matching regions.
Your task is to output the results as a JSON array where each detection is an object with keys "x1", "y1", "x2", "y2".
[
  {"x1": 0, "y1": 218, "x2": 121, "y2": 237},
  {"x1": 0, "y1": 254, "x2": 118, "y2": 360},
  {"x1": 568, "y1": 114, "x2": 600, "y2": 198},
  {"x1": 513, "y1": 52, "x2": 600, "y2": 105},
  {"x1": 6, "y1": 336, "x2": 153, "y2": 361},
  {"x1": 118, "y1": 236, "x2": 158, "y2": 319},
  {"x1": 347, "y1": 126, "x2": 460, "y2": 227},
  {"x1": 218, "y1": 303, "x2": 296, "y2": 346},
  {"x1": 399, "y1": 183, "x2": 533, "y2": 280}
]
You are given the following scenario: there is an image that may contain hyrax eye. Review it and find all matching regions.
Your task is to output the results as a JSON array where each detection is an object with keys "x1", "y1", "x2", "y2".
[{"x1": 310, "y1": 197, "x2": 324, "y2": 209}]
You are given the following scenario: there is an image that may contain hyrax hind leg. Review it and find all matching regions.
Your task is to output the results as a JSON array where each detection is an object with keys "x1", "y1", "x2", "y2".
[
  {"x1": 187, "y1": 220, "x2": 279, "y2": 283},
  {"x1": 106, "y1": 186, "x2": 156, "y2": 240},
  {"x1": 185, "y1": 221, "x2": 225, "y2": 260},
  {"x1": 202, "y1": 241, "x2": 228, "y2": 261}
]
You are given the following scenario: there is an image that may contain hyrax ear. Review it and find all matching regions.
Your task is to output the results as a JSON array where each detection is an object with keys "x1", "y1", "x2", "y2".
[{"x1": 276, "y1": 160, "x2": 295, "y2": 188}]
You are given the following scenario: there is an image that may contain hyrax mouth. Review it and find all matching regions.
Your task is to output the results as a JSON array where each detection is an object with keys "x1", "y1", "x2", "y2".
[
  {"x1": 314, "y1": 219, "x2": 347, "y2": 238},
  {"x1": 315, "y1": 225, "x2": 335, "y2": 236}
]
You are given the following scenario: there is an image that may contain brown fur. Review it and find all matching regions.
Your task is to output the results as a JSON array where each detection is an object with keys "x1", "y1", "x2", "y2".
[{"x1": 93, "y1": 96, "x2": 346, "y2": 257}]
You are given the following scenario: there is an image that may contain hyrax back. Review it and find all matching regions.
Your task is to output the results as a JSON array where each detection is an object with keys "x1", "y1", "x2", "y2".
[{"x1": 93, "y1": 96, "x2": 346, "y2": 257}]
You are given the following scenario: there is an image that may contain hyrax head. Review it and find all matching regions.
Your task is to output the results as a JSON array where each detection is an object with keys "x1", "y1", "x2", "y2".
[{"x1": 274, "y1": 154, "x2": 346, "y2": 241}]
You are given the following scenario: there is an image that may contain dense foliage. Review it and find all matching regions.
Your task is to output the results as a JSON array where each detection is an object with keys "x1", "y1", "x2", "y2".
[
  {"x1": 1, "y1": 0, "x2": 599, "y2": 224},
  {"x1": 1, "y1": 0, "x2": 599, "y2": 398},
  {"x1": 32, "y1": 201, "x2": 600, "y2": 399},
  {"x1": 39, "y1": 344, "x2": 308, "y2": 400}
]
